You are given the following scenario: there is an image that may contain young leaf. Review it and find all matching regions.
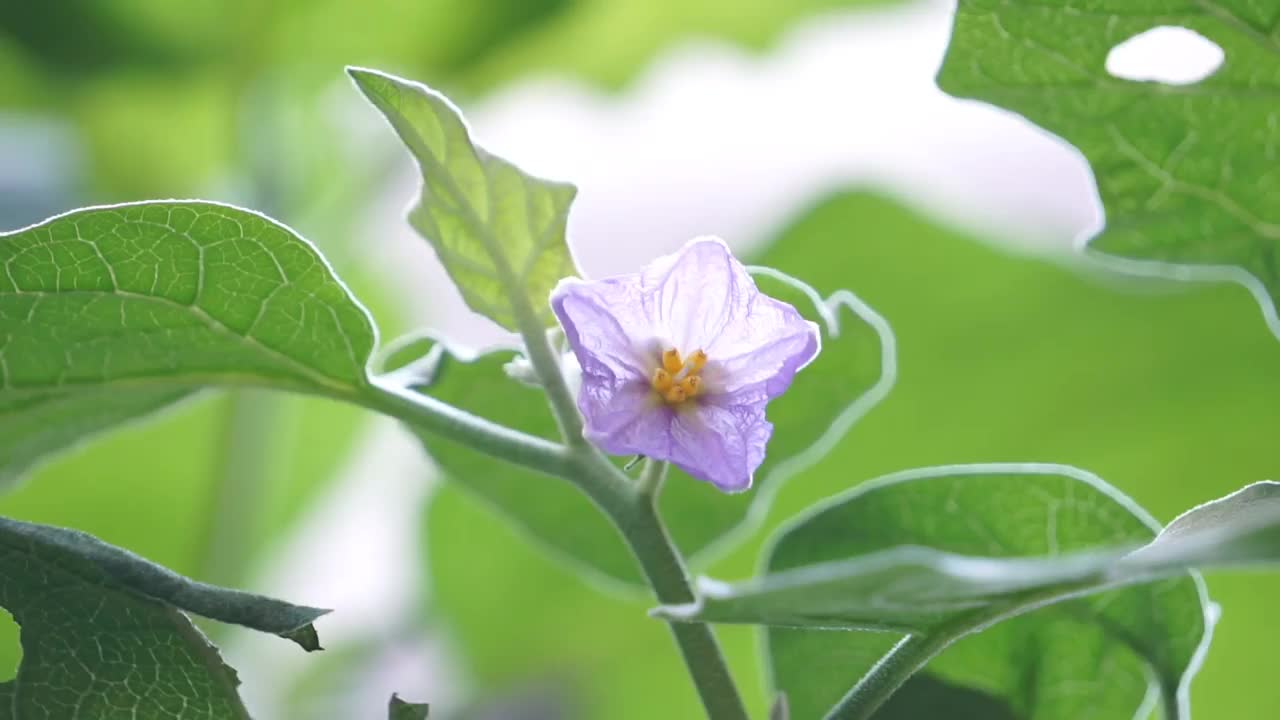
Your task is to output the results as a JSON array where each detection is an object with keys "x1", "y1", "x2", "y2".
[
  {"x1": 348, "y1": 67, "x2": 577, "y2": 331},
  {"x1": 937, "y1": 0, "x2": 1280, "y2": 333},
  {"x1": 0, "y1": 201, "x2": 377, "y2": 484},
  {"x1": 660, "y1": 465, "x2": 1210, "y2": 720},
  {"x1": 0, "y1": 515, "x2": 328, "y2": 718},
  {"x1": 402, "y1": 260, "x2": 891, "y2": 589}
]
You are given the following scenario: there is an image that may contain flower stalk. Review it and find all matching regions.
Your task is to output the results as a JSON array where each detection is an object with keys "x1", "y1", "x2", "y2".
[{"x1": 569, "y1": 451, "x2": 751, "y2": 720}]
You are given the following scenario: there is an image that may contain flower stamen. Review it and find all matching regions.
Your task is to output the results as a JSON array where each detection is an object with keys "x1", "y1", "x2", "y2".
[
  {"x1": 680, "y1": 375, "x2": 701, "y2": 396},
  {"x1": 653, "y1": 368, "x2": 674, "y2": 392},
  {"x1": 662, "y1": 348, "x2": 684, "y2": 374},
  {"x1": 653, "y1": 347, "x2": 707, "y2": 405}
]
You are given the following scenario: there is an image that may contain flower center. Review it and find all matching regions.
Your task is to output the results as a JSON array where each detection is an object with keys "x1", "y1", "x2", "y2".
[{"x1": 651, "y1": 348, "x2": 707, "y2": 405}]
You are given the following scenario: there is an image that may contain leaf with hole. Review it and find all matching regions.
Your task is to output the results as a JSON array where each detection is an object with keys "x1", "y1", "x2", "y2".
[
  {"x1": 0, "y1": 515, "x2": 328, "y2": 718},
  {"x1": 406, "y1": 252, "x2": 891, "y2": 588},
  {"x1": 0, "y1": 201, "x2": 377, "y2": 485},
  {"x1": 938, "y1": 0, "x2": 1280, "y2": 334},
  {"x1": 349, "y1": 67, "x2": 578, "y2": 332},
  {"x1": 659, "y1": 465, "x2": 1213, "y2": 719}
]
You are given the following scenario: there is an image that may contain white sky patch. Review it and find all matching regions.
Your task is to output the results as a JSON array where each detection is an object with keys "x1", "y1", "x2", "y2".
[{"x1": 1106, "y1": 26, "x2": 1225, "y2": 86}]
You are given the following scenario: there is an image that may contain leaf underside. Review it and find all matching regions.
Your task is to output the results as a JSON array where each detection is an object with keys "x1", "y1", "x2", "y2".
[
  {"x1": 388, "y1": 694, "x2": 430, "y2": 719},
  {"x1": 0, "y1": 515, "x2": 329, "y2": 719},
  {"x1": 670, "y1": 466, "x2": 1210, "y2": 720}
]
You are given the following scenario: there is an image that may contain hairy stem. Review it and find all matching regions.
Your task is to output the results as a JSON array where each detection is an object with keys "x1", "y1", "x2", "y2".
[
  {"x1": 637, "y1": 456, "x2": 668, "y2": 496},
  {"x1": 1162, "y1": 682, "x2": 1184, "y2": 720},
  {"x1": 824, "y1": 585, "x2": 1100, "y2": 720},
  {"x1": 359, "y1": 378, "x2": 571, "y2": 478},
  {"x1": 622, "y1": 497, "x2": 750, "y2": 720},
  {"x1": 825, "y1": 632, "x2": 952, "y2": 720},
  {"x1": 511, "y1": 304, "x2": 586, "y2": 446},
  {"x1": 573, "y1": 456, "x2": 750, "y2": 720}
]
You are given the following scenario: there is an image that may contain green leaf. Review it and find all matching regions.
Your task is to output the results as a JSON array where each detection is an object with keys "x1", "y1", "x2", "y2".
[
  {"x1": 348, "y1": 67, "x2": 577, "y2": 331},
  {"x1": 405, "y1": 261, "x2": 891, "y2": 588},
  {"x1": 0, "y1": 515, "x2": 328, "y2": 718},
  {"x1": 937, "y1": 0, "x2": 1280, "y2": 334},
  {"x1": 663, "y1": 483, "x2": 1280, "y2": 629},
  {"x1": 389, "y1": 694, "x2": 430, "y2": 719},
  {"x1": 872, "y1": 675, "x2": 1018, "y2": 720},
  {"x1": 0, "y1": 201, "x2": 377, "y2": 483},
  {"x1": 661, "y1": 465, "x2": 1211, "y2": 720}
]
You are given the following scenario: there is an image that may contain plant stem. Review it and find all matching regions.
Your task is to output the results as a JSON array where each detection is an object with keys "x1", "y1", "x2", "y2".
[
  {"x1": 1162, "y1": 682, "x2": 1184, "y2": 720},
  {"x1": 359, "y1": 378, "x2": 571, "y2": 478},
  {"x1": 825, "y1": 632, "x2": 952, "y2": 720},
  {"x1": 510, "y1": 302, "x2": 586, "y2": 446},
  {"x1": 367, "y1": 371, "x2": 747, "y2": 717},
  {"x1": 825, "y1": 577, "x2": 1133, "y2": 719},
  {"x1": 572, "y1": 456, "x2": 749, "y2": 720},
  {"x1": 637, "y1": 457, "x2": 667, "y2": 496},
  {"x1": 623, "y1": 495, "x2": 750, "y2": 720}
]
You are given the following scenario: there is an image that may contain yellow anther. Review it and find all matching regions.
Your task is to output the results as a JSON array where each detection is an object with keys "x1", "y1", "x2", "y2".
[
  {"x1": 662, "y1": 348, "x2": 684, "y2": 374},
  {"x1": 652, "y1": 368, "x2": 674, "y2": 392},
  {"x1": 654, "y1": 347, "x2": 708, "y2": 405},
  {"x1": 686, "y1": 349, "x2": 708, "y2": 373},
  {"x1": 680, "y1": 375, "x2": 701, "y2": 397}
]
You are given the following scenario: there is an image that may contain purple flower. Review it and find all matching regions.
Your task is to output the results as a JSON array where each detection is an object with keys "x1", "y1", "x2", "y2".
[{"x1": 550, "y1": 237, "x2": 821, "y2": 492}]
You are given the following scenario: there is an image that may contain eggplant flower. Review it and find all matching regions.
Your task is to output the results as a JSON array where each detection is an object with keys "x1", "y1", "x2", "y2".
[{"x1": 550, "y1": 238, "x2": 820, "y2": 492}]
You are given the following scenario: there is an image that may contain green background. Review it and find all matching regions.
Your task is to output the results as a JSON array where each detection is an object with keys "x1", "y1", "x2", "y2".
[{"x1": 2, "y1": 1, "x2": 1277, "y2": 718}]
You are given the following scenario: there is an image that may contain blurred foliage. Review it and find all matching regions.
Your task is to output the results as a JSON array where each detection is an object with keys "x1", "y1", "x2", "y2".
[
  {"x1": 427, "y1": 191, "x2": 1280, "y2": 719},
  {"x1": 0, "y1": 0, "x2": 879, "y2": 202},
  {"x1": 5, "y1": 2, "x2": 1279, "y2": 719}
]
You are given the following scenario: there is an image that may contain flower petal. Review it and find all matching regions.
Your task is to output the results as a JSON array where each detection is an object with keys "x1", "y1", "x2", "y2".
[
  {"x1": 641, "y1": 237, "x2": 756, "y2": 351},
  {"x1": 551, "y1": 276, "x2": 655, "y2": 382},
  {"x1": 703, "y1": 294, "x2": 820, "y2": 406},
  {"x1": 579, "y1": 381, "x2": 676, "y2": 459},
  {"x1": 551, "y1": 236, "x2": 821, "y2": 494},
  {"x1": 668, "y1": 403, "x2": 772, "y2": 492}
]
